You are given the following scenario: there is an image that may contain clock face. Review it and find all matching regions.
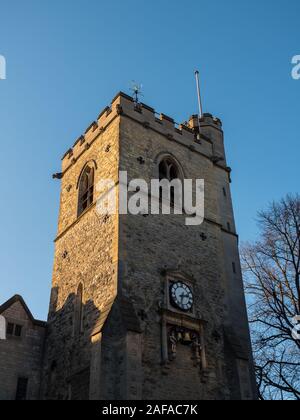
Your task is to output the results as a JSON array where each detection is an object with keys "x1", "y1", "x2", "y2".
[{"x1": 170, "y1": 282, "x2": 193, "y2": 312}]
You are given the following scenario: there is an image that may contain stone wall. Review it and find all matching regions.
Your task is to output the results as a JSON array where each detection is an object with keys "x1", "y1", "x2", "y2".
[
  {"x1": 41, "y1": 113, "x2": 120, "y2": 400},
  {"x1": 117, "y1": 112, "x2": 229, "y2": 399},
  {"x1": 115, "y1": 94, "x2": 256, "y2": 400}
]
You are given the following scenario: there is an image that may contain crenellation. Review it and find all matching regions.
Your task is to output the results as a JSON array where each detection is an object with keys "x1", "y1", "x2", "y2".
[
  {"x1": 179, "y1": 123, "x2": 194, "y2": 135},
  {"x1": 141, "y1": 106, "x2": 156, "y2": 122},
  {"x1": 61, "y1": 92, "x2": 227, "y2": 175},
  {"x1": 73, "y1": 135, "x2": 85, "y2": 148},
  {"x1": 85, "y1": 121, "x2": 98, "y2": 136},
  {"x1": 97, "y1": 106, "x2": 111, "y2": 121},
  {"x1": 61, "y1": 105, "x2": 119, "y2": 171},
  {"x1": 188, "y1": 115, "x2": 199, "y2": 130},
  {"x1": 72, "y1": 136, "x2": 86, "y2": 160},
  {"x1": 201, "y1": 113, "x2": 222, "y2": 129},
  {"x1": 111, "y1": 91, "x2": 133, "y2": 105},
  {"x1": 175, "y1": 127, "x2": 183, "y2": 136},
  {"x1": 141, "y1": 103, "x2": 155, "y2": 113},
  {"x1": 61, "y1": 148, "x2": 73, "y2": 161},
  {"x1": 160, "y1": 113, "x2": 175, "y2": 124}
]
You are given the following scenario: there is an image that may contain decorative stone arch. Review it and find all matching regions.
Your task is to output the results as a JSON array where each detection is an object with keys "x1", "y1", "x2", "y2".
[
  {"x1": 153, "y1": 152, "x2": 185, "y2": 181},
  {"x1": 76, "y1": 159, "x2": 98, "y2": 190}
]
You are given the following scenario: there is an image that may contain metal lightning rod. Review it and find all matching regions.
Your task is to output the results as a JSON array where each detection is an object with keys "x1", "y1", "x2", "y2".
[{"x1": 195, "y1": 70, "x2": 203, "y2": 136}]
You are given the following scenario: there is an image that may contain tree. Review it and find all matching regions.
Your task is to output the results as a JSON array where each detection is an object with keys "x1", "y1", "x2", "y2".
[{"x1": 242, "y1": 194, "x2": 300, "y2": 400}]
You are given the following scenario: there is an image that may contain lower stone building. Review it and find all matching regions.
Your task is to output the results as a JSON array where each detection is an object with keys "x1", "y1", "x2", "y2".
[{"x1": 0, "y1": 295, "x2": 46, "y2": 400}]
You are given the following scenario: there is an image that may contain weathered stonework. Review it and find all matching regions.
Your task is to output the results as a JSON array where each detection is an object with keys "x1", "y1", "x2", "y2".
[
  {"x1": 0, "y1": 296, "x2": 46, "y2": 400},
  {"x1": 41, "y1": 112, "x2": 120, "y2": 400},
  {"x1": 0, "y1": 92, "x2": 256, "y2": 400}
]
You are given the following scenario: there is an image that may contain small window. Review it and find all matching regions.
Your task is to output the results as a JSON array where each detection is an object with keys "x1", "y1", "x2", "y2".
[
  {"x1": 7, "y1": 322, "x2": 14, "y2": 336},
  {"x1": 74, "y1": 283, "x2": 83, "y2": 336},
  {"x1": 223, "y1": 187, "x2": 227, "y2": 197},
  {"x1": 227, "y1": 222, "x2": 231, "y2": 232},
  {"x1": 15, "y1": 325, "x2": 23, "y2": 337},
  {"x1": 15, "y1": 377, "x2": 28, "y2": 401},
  {"x1": 232, "y1": 262, "x2": 237, "y2": 274},
  {"x1": 6, "y1": 323, "x2": 23, "y2": 338}
]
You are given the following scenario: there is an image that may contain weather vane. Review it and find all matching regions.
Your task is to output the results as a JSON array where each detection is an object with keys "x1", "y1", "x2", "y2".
[{"x1": 130, "y1": 81, "x2": 143, "y2": 104}]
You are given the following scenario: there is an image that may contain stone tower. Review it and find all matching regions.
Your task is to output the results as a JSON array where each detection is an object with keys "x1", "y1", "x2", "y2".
[{"x1": 42, "y1": 92, "x2": 256, "y2": 400}]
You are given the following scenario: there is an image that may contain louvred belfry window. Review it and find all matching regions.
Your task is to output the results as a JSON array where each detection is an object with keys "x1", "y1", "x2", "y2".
[
  {"x1": 159, "y1": 158, "x2": 181, "y2": 205},
  {"x1": 159, "y1": 159, "x2": 179, "y2": 183},
  {"x1": 78, "y1": 166, "x2": 94, "y2": 216}
]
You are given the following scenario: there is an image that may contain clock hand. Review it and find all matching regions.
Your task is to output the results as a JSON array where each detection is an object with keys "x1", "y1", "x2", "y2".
[{"x1": 179, "y1": 293, "x2": 190, "y2": 304}]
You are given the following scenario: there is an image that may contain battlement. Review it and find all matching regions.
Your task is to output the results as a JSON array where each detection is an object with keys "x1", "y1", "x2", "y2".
[{"x1": 61, "y1": 92, "x2": 225, "y2": 172}]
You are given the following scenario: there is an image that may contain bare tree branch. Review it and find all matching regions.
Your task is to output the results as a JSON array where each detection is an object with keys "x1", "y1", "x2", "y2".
[{"x1": 242, "y1": 194, "x2": 300, "y2": 400}]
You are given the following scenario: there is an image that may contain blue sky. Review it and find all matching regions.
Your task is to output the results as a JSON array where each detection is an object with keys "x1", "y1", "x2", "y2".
[{"x1": 0, "y1": 0, "x2": 299, "y2": 320}]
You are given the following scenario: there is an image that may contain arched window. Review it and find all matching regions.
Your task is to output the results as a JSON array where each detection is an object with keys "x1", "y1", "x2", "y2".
[
  {"x1": 74, "y1": 283, "x2": 83, "y2": 336},
  {"x1": 158, "y1": 157, "x2": 182, "y2": 205},
  {"x1": 159, "y1": 158, "x2": 180, "y2": 183},
  {"x1": 78, "y1": 165, "x2": 94, "y2": 216}
]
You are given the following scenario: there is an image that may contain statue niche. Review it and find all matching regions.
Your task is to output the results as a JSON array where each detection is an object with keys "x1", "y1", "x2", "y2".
[{"x1": 168, "y1": 326, "x2": 202, "y2": 368}]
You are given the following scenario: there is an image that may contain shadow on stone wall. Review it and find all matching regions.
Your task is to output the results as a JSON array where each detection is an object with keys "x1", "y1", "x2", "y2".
[
  {"x1": 42, "y1": 287, "x2": 142, "y2": 400},
  {"x1": 42, "y1": 287, "x2": 102, "y2": 400}
]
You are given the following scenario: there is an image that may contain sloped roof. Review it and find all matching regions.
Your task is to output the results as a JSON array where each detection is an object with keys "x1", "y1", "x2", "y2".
[{"x1": 0, "y1": 295, "x2": 47, "y2": 328}]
